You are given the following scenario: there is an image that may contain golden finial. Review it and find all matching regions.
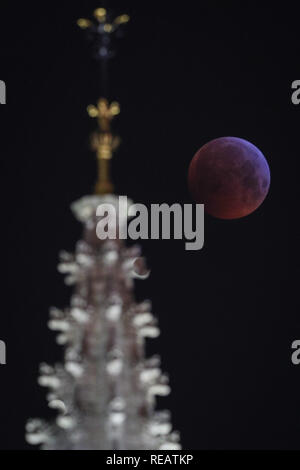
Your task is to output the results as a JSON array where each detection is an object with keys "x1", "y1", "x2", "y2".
[
  {"x1": 77, "y1": 8, "x2": 130, "y2": 35},
  {"x1": 87, "y1": 98, "x2": 120, "y2": 195}
]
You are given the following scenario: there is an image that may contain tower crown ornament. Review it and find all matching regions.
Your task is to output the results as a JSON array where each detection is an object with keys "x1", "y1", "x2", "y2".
[
  {"x1": 77, "y1": 6, "x2": 129, "y2": 196},
  {"x1": 88, "y1": 98, "x2": 121, "y2": 195},
  {"x1": 77, "y1": 8, "x2": 130, "y2": 60},
  {"x1": 78, "y1": 8, "x2": 130, "y2": 30}
]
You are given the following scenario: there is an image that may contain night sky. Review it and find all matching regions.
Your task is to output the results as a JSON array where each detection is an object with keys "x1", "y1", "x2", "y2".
[{"x1": 0, "y1": 0, "x2": 299, "y2": 450}]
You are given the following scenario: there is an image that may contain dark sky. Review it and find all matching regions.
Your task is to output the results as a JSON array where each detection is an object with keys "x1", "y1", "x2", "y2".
[{"x1": 0, "y1": 0, "x2": 299, "y2": 450}]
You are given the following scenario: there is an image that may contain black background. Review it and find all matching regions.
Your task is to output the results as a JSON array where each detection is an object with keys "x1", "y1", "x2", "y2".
[{"x1": 0, "y1": 0, "x2": 299, "y2": 450}]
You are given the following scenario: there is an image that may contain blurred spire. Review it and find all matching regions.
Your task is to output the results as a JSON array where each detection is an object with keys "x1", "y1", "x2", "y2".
[{"x1": 77, "y1": 6, "x2": 130, "y2": 195}]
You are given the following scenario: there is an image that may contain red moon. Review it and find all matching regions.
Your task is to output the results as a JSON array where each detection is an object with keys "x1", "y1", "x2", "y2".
[{"x1": 188, "y1": 137, "x2": 270, "y2": 219}]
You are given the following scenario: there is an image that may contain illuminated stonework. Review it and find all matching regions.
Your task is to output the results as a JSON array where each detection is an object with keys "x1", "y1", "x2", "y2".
[{"x1": 26, "y1": 196, "x2": 180, "y2": 450}]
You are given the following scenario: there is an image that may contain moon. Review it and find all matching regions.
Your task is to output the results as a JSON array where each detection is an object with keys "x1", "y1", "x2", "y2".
[{"x1": 188, "y1": 137, "x2": 270, "y2": 219}]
